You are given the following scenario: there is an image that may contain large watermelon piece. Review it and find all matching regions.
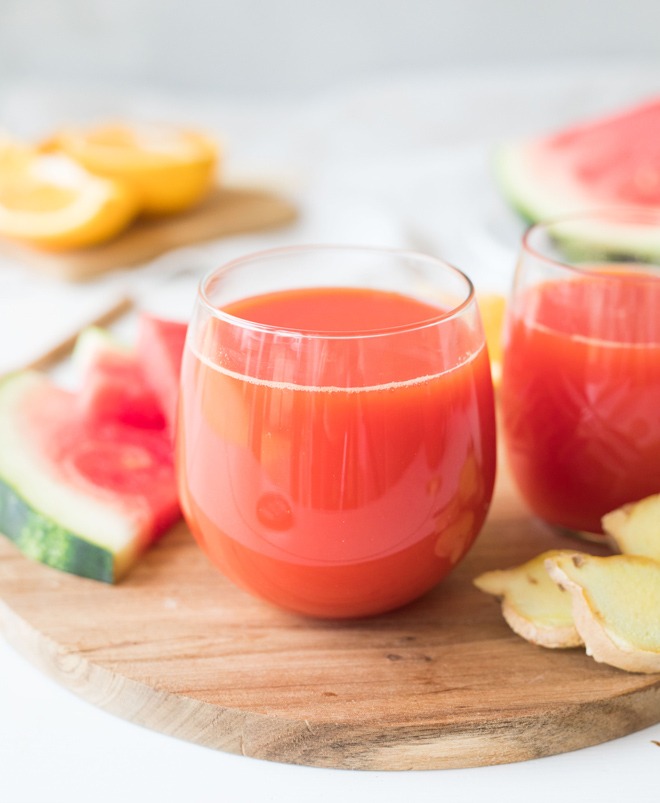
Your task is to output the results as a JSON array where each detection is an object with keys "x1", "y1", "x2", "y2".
[
  {"x1": 495, "y1": 98, "x2": 660, "y2": 256},
  {"x1": 0, "y1": 367, "x2": 180, "y2": 582},
  {"x1": 136, "y1": 313, "x2": 187, "y2": 434}
]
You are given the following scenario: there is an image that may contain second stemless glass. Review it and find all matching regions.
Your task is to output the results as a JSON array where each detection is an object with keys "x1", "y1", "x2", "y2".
[
  {"x1": 177, "y1": 245, "x2": 496, "y2": 618},
  {"x1": 501, "y1": 210, "x2": 660, "y2": 541}
]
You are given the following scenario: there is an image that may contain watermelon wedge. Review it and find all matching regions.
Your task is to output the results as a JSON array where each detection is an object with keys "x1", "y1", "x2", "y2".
[
  {"x1": 495, "y1": 98, "x2": 660, "y2": 257},
  {"x1": 74, "y1": 326, "x2": 167, "y2": 430},
  {"x1": 0, "y1": 370, "x2": 180, "y2": 582},
  {"x1": 136, "y1": 314, "x2": 187, "y2": 434}
]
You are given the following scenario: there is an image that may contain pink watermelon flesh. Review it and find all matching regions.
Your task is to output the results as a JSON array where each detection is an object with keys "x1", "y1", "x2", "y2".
[
  {"x1": 498, "y1": 98, "x2": 660, "y2": 230},
  {"x1": 78, "y1": 348, "x2": 167, "y2": 431},
  {"x1": 23, "y1": 377, "x2": 180, "y2": 551},
  {"x1": 541, "y1": 98, "x2": 660, "y2": 207},
  {"x1": 136, "y1": 314, "x2": 187, "y2": 434}
]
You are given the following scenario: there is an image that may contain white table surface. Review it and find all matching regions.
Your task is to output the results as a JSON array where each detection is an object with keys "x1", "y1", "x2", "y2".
[{"x1": 1, "y1": 65, "x2": 660, "y2": 802}]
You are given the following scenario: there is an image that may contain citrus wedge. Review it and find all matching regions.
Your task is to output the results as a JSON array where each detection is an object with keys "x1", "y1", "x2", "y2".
[
  {"x1": 477, "y1": 293, "x2": 506, "y2": 386},
  {"x1": 52, "y1": 123, "x2": 218, "y2": 215},
  {"x1": 0, "y1": 152, "x2": 138, "y2": 251}
]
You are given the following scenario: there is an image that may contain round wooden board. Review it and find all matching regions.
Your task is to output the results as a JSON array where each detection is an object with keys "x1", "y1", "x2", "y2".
[{"x1": 0, "y1": 467, "x2": 658, "y2": 771}]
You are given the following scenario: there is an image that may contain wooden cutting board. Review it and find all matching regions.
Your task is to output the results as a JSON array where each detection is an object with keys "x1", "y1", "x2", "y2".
[
  {"x1": 0, "y1": 186, "x2": 297, "y2": 281},
  {"x1": 0, "y1": 463, "x2": 658, "y2": 771}
]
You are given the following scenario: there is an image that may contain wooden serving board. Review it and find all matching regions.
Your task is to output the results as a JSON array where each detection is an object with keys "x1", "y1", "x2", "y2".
[
  {"x1": 0, "y1": 465, "x2": 658, "y2": 771},
  {"x1": 0, "y1": 186, "x2": 297, "y2": 281}
]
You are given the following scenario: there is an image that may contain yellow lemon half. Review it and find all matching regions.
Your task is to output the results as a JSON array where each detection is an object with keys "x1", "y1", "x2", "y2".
[
  {"x1": 53, "y1": 123, "x2": 219, "y2": 215},
  {"x1": 0, "y1": 153, "x2": 138, "y2": 251}
]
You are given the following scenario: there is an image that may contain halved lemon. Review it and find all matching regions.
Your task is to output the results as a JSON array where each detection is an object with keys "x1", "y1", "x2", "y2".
[
  {"x1": 51, "y1": 123, "x2": 219, "y2": 215},
  {"x1": 0, "y1": 153, "x2": 138, "y2": 251}
]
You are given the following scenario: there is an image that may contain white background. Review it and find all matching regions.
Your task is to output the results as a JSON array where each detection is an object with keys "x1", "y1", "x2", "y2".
[{"x1": 1, "y1": 0, "x2": 659, "y2": 98}]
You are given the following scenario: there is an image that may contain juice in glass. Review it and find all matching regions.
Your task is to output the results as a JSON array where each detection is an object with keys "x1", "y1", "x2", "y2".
[
  {"x1": 177, "y1": 247, "x2": 496, "y2": 618},
  {"x1": 501, "y1": 212, "x2": 660, "y2": 538}
]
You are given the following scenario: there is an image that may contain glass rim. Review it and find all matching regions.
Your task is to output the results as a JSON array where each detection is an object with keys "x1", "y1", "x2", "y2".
[
  {"x1": 522, "y1": 207, "x2": 660, "y2": 281},
  {"x1": 197, "y1": 243, "x2": 477, "y2": 340}
]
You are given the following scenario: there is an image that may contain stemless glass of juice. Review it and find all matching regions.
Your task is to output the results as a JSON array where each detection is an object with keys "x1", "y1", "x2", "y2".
[
  {"x1": 500, "y1": 210, "x2": 660, "y2": 541},
  {"x1": 177, "y1": 245, "x2": 496, "y2": 618}
]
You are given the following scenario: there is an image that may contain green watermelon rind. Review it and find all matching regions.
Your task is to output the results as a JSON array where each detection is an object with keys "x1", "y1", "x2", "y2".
[
  {"x1": 0, "y1": 475, "x2": 114, "y2": 582},
  {"x1": 493, "y1": 142, "x2": 563, "y2": 224},
  {"x1": 0, "y1": 371, "x2": 146, "y2": 582},
  {"x1": 494, "y1": 141, "x2": 660, "y2": 262}
]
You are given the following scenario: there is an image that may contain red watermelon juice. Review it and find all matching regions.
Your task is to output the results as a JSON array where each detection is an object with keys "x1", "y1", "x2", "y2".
[
  {"x1": 501, "y1": 272, "x2": 660, "y2": 536},
  {"x1": 177, "y1": 284, "x2": 496, "y2": 618}
]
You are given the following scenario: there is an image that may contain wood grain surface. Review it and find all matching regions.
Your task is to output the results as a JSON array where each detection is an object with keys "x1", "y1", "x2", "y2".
[
  {"x1": 0, "y1": 186, "x2": 297, "y2": 281},
  {"x1": 0, "y1": 465, "x2": 658, "y2": 771}
]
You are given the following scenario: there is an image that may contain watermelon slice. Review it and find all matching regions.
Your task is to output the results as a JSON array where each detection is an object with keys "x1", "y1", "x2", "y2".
[
  {"x1": 74, "y1": 326, "x2": 167, "y2": 430},
  {"x1": 495, "y1": 98, "x2": 660, "y2": 257},
  {"x1": 136, "y1": 314, "x2": 187, "y2": 434},
  {"x1": 0, "y1": 370, "x2": 180, "y2": 582}
]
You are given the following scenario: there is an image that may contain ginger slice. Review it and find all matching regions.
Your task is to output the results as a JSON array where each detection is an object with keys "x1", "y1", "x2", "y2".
[
  {"x1": 602, "y1": 493, "x2": 660, "y2": 560},
  {"x1": 545, "y1": 552, "x2": 660, "y2": 674},
  {"x1": 474, "y1": 550, "x2": 582, "y2": 648}
]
